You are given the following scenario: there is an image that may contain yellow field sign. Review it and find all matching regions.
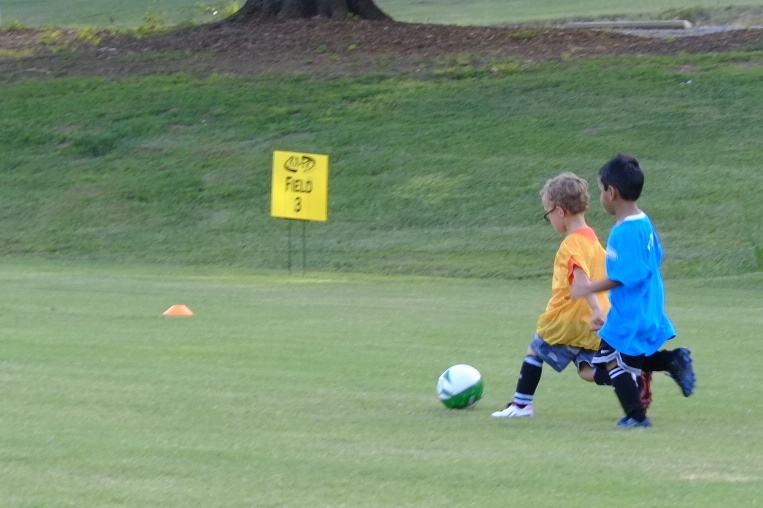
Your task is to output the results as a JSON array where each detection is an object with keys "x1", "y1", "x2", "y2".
[{"x1": 270, "y1": 150, "x2": 329, "y2": 222}]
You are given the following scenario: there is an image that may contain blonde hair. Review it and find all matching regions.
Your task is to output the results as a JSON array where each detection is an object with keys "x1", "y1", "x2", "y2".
[{"x1": 540, "y1": 172, "x2": 590, "y2": 214}]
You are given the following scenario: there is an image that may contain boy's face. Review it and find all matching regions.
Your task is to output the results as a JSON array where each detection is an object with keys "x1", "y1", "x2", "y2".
[
  {"x1": 542, "y1": 198, "x2": 566, "y2": 234},
  {"x1": 598, "y1": 180, "x2": 616, "y2": 215}
]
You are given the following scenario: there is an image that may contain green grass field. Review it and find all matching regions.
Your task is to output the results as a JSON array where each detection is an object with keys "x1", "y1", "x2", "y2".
[
  {"x1": 1, "y1": 261, "x2": 761, "y2": 506},
  {"x1": 3, "y1": 0, "x2": 763, "y2": 26}
]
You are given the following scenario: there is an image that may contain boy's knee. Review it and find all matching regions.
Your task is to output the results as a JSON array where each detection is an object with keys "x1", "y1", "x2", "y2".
[{"x1": 578, "y1": 363, "x2": 595, "y2": 382}]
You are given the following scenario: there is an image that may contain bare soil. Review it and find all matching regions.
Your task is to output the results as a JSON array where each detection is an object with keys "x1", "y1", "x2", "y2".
[{"x1": 1, "y1": 20, "x2": 762, "y2": 79}]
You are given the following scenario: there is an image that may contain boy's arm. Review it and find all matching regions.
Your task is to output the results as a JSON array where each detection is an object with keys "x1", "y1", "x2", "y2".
[
  {"x1": 570, "y1": 275, "x2": 621, "y2": 299},
  {"x1": 572, "y1": 267, "x2": 605, "y2": 330}
]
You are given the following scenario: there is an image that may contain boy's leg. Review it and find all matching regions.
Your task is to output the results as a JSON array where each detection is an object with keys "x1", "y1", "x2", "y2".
[
  {"x1": 513, "y1": 353, "x2": 543, "y2": 407},
  {"x1": 593, "y1": 366, "x2": 612, "y2": 385},
  {"x1": 642, "y1": 347, "x2": 695, "y2": 397},
  {"x1": 493, "y1": 335, "x2": 581, "y2": 419},
  {"x1": 576, "y1": 349, "x2": 607, "y2": 383},
  {"x1": 594, "y1": 341, "x2": 650, "y2": 427},
  {"x1": 640, "y1": 371, "x2": 653, "y2": 410},
  {"x1": 642, "y1": 349, "x2": 671, "y2": 371},
  {"x1": 596, "y1": 366, "x2": 652, "y2": 410},
  {"x1": 610, "y1": 354, "x2": 650, "y2": 426},
  {"x1": 492, "y1": 351, "x2": 541, "y2": 418},
  {"x1": 577, "y1": 362, "x2": 595, "y2": 382}
]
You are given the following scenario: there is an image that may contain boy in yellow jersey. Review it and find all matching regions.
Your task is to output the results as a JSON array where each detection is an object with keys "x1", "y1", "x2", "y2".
[{"x1": 493, "y1": 172, "x2": 609, "y2": 418}]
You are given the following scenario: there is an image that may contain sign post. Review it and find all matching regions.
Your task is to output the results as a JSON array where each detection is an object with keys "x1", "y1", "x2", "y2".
[{"x1": 271, "y1": 150, "x2": 329, "y2": 273}]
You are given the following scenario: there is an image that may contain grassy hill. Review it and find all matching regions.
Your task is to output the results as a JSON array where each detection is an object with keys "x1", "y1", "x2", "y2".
[{"x1": 1, "y1": 53, "x2": 761, "y2": 278}]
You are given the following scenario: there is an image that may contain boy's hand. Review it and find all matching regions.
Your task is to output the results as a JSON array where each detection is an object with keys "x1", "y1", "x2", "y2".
[{"x1": 590, "y1": 307, "x2": 605, "y2": 331}]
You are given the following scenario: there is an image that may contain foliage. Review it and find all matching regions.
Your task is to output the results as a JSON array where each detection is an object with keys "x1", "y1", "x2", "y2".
[
  {"x1": 5, "y1": 19, "x2": 27, "y2": 30},
  {"x1": 76, "y1": 27, "x2": 104, "y2": 46},
  {"x1": 134, "y1": 8, "x2": 171, "y2": 36},
  {"x1": 0, "y1": 48, "x2": 35, "y2": 58},
  {"x1": 37, "y1": 29, "x2": 67, "y2": 46}
]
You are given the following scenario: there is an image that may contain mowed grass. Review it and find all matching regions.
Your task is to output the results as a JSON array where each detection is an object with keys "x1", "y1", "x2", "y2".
[
  {"x1": 0, "y1": 261, "x2": 761, "y2": 506},
  {"x1": 4, "y1": 0, "x2": 763, "y2": 26},
  {"x1": 381, "y1": 0, "x2": 763, "y2": 26},
  {"x1": 1, "y1": 54, "x2": 762, "y2": 278}
]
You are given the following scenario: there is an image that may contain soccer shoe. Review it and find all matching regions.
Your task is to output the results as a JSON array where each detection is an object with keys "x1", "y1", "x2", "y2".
[
  {"x1": 667, "y1": 347, "x2": 696, "y2": 397},
  {"x1": 617, "y1": 416, "x2": 652, "y2": 428},
  {"x1": 491, "y1": 403, "x2": 534, "y2": 418},
  {"x1": 639, "y1": 371, "x2": 653, "y2": 410}
]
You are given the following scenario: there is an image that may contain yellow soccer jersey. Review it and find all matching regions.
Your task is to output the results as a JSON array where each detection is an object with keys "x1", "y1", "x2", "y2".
[{"x1": 536, "y1": 227, "x2": 609, "y2": 350}]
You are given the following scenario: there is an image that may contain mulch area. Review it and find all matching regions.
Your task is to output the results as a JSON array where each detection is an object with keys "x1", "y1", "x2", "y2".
[{"x1": 1, "y1": 20, "x2": 762, "y2": 78}]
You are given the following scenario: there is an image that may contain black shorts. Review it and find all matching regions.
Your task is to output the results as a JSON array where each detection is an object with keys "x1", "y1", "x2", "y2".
[{"x1": 592, "y1": 340, "x2": 645, "y2": 375}]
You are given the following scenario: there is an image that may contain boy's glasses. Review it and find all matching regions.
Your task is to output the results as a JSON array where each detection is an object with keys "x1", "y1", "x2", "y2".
[{"x1": 542, "y1": 206, "x2": 557, "y2": 223}]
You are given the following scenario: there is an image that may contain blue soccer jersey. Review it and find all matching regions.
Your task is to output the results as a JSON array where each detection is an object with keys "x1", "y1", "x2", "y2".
[{"x1": 599, "y1": 212, "x2": 676, "y2": 356}]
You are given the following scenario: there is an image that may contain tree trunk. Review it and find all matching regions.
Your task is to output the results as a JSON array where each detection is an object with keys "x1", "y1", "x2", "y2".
[{"x1": 230, "y1": 0, "x2": 392, "y2": 21}]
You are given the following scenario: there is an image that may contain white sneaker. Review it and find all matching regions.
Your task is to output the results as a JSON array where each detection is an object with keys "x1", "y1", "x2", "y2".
[{"x1": 491, "y1": 403, "x2": 534, "y2": 418}]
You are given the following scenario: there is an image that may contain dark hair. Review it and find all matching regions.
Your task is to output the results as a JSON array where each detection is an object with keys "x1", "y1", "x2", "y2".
[{"x1": 598, "y1": 154, "x2": 643, "y2": 201}]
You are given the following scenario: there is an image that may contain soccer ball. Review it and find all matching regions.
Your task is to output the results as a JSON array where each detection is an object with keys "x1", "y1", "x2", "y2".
[{"x1": 436, "y1": 364, "x2": 484, "y2": 409}]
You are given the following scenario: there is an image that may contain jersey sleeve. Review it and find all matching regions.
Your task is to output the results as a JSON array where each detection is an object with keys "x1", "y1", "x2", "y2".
[
  {"x1": 567, "y1": 257, "x2": 582, "y2": 284},
  {"x1": 606, "y1": 223, "x2": 650, "y2": 287},
  {"x1": 565, "y1": 236, "x2": 588, "y2": 285}
]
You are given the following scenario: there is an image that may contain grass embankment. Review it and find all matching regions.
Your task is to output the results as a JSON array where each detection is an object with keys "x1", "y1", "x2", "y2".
[{"x1": 2, "y1": 54, "x2": 761, "y2": 278}]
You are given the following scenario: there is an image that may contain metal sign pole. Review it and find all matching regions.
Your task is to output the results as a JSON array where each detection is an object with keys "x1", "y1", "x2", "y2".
[
  {"x1": 287, "y1": 220, "x2": 293, "y2": 274},
  {"x1": 302, "y1": 221, "x2": 307, "y2": 275}
]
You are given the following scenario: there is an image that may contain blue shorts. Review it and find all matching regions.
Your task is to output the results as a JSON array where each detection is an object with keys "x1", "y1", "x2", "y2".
[{"x1": 529, "y1": 334, "x2": 596, "y2": 373}]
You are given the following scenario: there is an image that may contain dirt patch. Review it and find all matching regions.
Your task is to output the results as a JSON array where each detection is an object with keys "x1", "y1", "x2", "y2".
[{"x1": 1, "y1": 20, "x2": 762, "y2": 79}]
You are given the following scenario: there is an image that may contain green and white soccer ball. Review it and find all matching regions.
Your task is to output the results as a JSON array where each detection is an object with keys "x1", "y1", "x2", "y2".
[{"x1": 437, "y1": 364, "x2": 484, "y2": 409}]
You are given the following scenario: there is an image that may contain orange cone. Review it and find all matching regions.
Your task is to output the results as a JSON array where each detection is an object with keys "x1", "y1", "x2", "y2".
[{"x1": 163, "y1": 304, "x2": 194, "y2": 316}]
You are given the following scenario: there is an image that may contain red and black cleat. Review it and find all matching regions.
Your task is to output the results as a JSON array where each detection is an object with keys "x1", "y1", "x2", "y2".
[{"x1": 639, "y1": 371, "x2": 653, "y2": 411}]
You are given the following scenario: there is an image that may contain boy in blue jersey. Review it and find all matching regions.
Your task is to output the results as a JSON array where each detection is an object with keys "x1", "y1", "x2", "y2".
[{"x1": 571, "y1": 154, "x2": 696, "y2": 428}]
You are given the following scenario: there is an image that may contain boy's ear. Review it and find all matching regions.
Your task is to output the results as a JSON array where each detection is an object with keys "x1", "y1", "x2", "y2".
[{"x1": 603, "y1": 184, "x2": 618, "y2": 201}]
